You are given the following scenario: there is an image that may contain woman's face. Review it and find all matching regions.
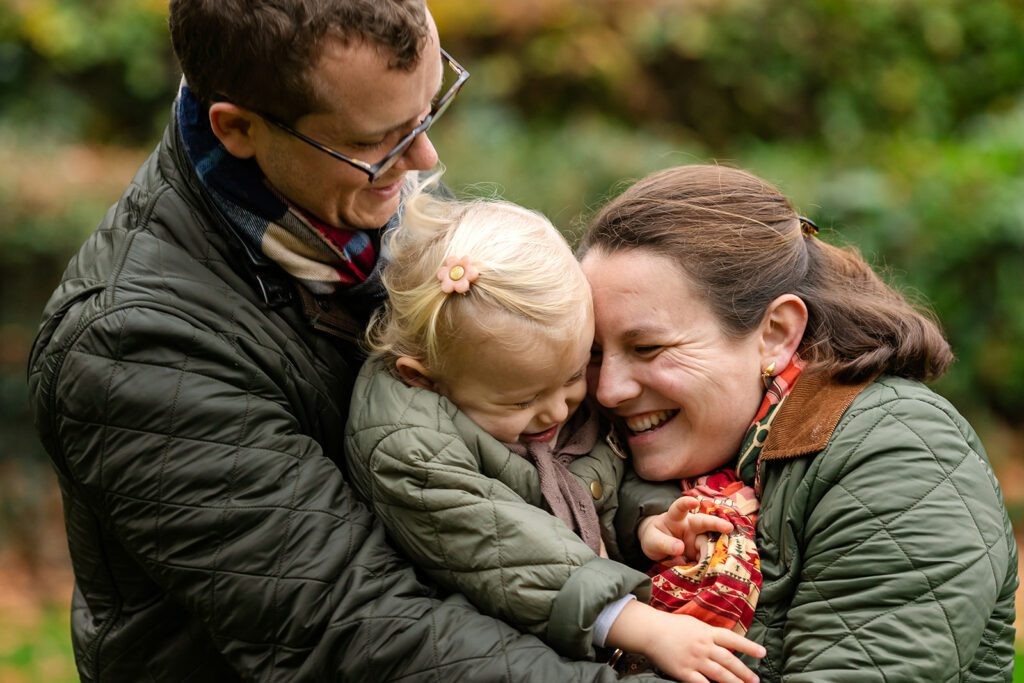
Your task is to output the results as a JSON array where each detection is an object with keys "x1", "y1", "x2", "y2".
[{"x1": 582, "y1": 249, "x2": 766, "y2": 480}]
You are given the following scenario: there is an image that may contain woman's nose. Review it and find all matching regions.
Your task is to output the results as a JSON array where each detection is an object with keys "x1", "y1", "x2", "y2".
[{"x1": 594, "y1": 356, "x2": 641, "y2": 409}]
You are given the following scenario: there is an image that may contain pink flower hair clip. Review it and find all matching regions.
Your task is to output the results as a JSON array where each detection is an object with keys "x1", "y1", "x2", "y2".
[{"x1": 436, "y1": 255, "x2": 480, "y2": 295}]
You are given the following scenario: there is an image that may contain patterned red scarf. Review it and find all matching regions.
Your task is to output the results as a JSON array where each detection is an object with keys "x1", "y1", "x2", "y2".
[{"x1": 646, "y1": 356, "x2": 805, "y2": 634}]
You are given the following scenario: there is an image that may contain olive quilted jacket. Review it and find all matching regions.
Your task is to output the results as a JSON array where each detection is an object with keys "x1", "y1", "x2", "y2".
[
  {"x1": 345, "y1": 361, "x2": 651, "y2": 659},
  {"x1": 27, "y1": 112, "x2": 658, "y2": 682},
  {"x1": 622, "y1": 373, "x2": 1018, "y2": 682}
]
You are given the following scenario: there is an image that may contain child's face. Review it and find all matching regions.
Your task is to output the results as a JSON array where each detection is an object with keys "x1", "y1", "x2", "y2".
[{"x1": 436, "y1": 319, "x2": 594, "y2": 446}]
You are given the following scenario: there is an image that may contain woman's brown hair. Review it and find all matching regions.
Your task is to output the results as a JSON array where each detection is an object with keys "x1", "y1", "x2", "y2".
[{"x1": 579, "y1": 164, "x2": 953, "y2": 383}]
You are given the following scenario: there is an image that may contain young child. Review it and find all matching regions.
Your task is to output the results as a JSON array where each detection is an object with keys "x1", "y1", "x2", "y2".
[{"x1": 344, "y1": 178, "x2": 764, "y2": 681}]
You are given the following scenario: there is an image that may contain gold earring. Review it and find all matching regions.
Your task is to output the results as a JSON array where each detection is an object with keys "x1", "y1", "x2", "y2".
[{"x1": 761, "y1": 361, "x2": 776, "y2": 389}]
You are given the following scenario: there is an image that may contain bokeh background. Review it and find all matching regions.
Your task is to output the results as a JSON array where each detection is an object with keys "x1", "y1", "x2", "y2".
[{"x1": 1, "y1": 0, "x2": 1022, "y2": 679}]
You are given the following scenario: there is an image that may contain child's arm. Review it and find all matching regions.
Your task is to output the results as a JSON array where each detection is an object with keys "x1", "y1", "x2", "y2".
[
  {"x1": 638, "y1": 496, "x2": 734, "y2": 562},
  {"x1": 606, "y1": 600, "x2": 765, "y2": 682}
]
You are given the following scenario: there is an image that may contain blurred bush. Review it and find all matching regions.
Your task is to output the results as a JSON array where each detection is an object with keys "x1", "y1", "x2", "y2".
[
  {"x1": 0, "y1": 0, "x2": 173, "y2": 142},
  {"x1": 433, "y1": 0, "x2": 1024, "y2": 146}
]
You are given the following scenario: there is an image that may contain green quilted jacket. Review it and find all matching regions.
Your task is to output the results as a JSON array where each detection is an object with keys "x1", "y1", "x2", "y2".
[
  {"x1": 345, "y1": 361, "x2": 651, "y2": 660},
  {"x1": 622, "y1": 372, "x2": 1018, "y2": 682},
  {"x1": 27, "y1": 109, "x2": 659, "y2": 682}
]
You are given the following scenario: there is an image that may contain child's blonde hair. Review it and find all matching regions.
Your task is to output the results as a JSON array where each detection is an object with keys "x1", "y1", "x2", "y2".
[{"x1": 368, "y1": 176, "x2": 592, "y2": 374}]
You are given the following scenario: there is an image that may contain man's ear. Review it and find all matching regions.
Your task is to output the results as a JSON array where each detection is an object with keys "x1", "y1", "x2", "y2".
[
  {"x1": 395, "y1": 357, "x2": 437, "y2": 391},
  {"x1": 208, "y1": 102, "x2": 262, "y2": 160},
  {"x1": 759, "y1": 294, "x2": 809, "y2": 370}
]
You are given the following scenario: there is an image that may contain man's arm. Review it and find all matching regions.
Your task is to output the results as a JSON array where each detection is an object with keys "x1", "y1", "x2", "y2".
[
  {"x1": 614, "y1": 466, "x2": 680, "y2": 568},
  {"x1": 40, "y1": 304, "x2": 653, "y2": 680}
]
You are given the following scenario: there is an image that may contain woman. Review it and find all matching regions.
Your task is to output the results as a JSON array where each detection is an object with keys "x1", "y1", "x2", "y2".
[{"x1": 579, "y1": 165, "x2": 1017, "y2": 681}]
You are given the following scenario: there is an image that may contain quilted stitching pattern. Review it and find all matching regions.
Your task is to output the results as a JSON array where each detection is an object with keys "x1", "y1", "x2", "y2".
[
  {"x1": 28, "y1": 128, "x2": 655, "y2": 682},
  {"x1": 345, "y1": 362, "x2": 648, "y2": 659},
  {"x1": 746, "y1": 377, "x2": 1017, "y2": 682}
]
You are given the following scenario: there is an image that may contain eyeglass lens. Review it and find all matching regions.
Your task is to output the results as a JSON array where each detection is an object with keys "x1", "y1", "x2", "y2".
[{"x1": 371, "y1": 55, "x2": 465, "y2": 177}]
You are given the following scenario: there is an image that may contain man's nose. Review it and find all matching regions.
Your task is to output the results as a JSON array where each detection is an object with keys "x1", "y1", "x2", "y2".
[{"x1": 396, "y1": 132, "x2": 439, "y2": 172}]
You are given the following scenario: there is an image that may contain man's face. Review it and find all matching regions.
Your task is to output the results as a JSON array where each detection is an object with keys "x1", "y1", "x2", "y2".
[{"x1": 251, "y1": 16, "x2": 443, "y2": 229}]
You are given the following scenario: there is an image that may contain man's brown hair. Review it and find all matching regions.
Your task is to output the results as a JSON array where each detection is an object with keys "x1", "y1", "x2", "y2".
[
  {"x1": 580, "y1": 164, "x2": 953, "y2": 383},
  {"x1": 169, "y1": 0, "x2": 430, "y2": 123}
]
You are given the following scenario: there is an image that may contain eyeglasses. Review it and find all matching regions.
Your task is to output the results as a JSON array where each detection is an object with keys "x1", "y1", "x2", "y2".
[{"x1": 255, "y1": 48, "x2": 468, "y2": 183}]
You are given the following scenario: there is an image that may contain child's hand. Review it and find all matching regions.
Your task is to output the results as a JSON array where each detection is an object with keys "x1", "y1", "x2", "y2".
[
  {"x1": 638, "y1": 496, "x2": 734, "y2": 562},
  {"x1": 607, "y1": 601, "x2": 764, "y2": 683}
]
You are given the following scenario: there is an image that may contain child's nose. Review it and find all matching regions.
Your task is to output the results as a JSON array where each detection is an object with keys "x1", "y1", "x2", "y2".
[{"x1": 538, "y1": 395, "x2": 570, "y2": 426}]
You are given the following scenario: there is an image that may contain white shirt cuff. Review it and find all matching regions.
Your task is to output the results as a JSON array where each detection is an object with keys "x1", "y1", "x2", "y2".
[{"x1": 592, "y1": 594, "x2": 637, "y2": 648}]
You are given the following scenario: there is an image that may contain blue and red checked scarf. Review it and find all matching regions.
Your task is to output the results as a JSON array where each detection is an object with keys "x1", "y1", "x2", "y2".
[
  {"x1": 647, "y1": 356, "x2": 805, "y2": 635},
  {"x1": 176, "y1": 81, "x2": 383, "y2": 296}
]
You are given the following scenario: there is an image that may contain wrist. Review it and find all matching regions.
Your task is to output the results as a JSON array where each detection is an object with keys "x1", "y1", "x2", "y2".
[
  {"x1": 605, "y1": 600, "x2": 659, "y2": 655},
  {"x1": 593, "y1": 595, "x2": 637, "y2": 647}
]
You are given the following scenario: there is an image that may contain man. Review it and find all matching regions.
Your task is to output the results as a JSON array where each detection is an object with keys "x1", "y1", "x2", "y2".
[{"x1": 27, "y1": 1, "x2": 655, "y2": 679}]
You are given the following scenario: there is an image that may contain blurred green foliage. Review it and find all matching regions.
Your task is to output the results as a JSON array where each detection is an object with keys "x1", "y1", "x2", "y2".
[
  {"x1": 0, "y1": 606, "x2": 77, "y2": 682},
  {"x1": 0, "y1": 0, "x2": 1022, "y2": 433},
  {"x1": 434, "y1": 0, "x2": 1024, "y2": 147},
  {"x1": 0, "y1": 0, "x2": 172, "y2": 141}
]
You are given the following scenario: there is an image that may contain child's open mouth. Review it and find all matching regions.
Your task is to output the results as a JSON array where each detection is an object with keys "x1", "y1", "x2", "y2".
[
  {"x1": 624, "y1": 409, "x2": 679, "y2": 435},
  {"x1": 520, "y1": 425, "x2": 559, "y2": 443}
]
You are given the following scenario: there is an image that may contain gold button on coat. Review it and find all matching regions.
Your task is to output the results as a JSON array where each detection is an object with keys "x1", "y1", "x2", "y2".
[{"x1": 589, "y1": 480, "x2": 603, "y2": 500}]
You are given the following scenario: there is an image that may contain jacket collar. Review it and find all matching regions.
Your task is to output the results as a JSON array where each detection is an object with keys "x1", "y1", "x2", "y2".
[
  {"x1": 761, "y1": 371, "x2": 874, "y2": 462},
  {"x1": 164, "y1": 107, "x2": 295, "y2": 306}
]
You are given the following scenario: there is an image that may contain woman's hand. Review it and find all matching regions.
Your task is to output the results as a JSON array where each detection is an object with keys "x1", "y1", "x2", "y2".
[
  {"x1": 639, "y1": 496, "x2": 734, "y2": 562},
  {"x1": 606, "y1": 600, "x2": 764, "y2": 683}
]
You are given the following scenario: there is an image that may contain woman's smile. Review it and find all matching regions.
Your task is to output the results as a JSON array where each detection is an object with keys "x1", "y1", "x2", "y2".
[{"x1": 623, "y1": 409, "x2": 679, "y2": 436}]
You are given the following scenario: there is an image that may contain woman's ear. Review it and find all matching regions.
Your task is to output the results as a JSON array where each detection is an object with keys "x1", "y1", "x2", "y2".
[
  {"x1": 395, "y1": 357, "x2": 437, "y2": 391},
  {"x1": 208, "y1": 102, "x2": 262, "y2": 160},
  {"x1": 759, "y1": 294, "x2": 809, "y2": 369}
]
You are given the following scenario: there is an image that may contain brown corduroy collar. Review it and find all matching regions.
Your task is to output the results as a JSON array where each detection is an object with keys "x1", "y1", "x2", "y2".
[{"x1": 760, "y1": 371, "x2": 875, "y2": 462}]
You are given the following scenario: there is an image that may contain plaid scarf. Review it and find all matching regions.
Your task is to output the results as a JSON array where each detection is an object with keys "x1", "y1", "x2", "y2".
[
  {"x1": 647, "y1": 357, "x2": 805, "y2": 635},
  {"x1": 176, "y1": 81, "x2": 384, "y2": 296}
]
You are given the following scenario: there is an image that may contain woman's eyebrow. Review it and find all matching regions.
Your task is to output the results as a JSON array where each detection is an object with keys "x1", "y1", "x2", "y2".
[{"x1": 622, "y1": 326, "x2": 664, "y2": 341}]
